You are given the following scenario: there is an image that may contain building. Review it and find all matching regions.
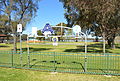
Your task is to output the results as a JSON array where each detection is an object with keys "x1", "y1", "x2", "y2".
[{"x1": 0, "y1": 34, "x2": 7, "y2": 43}]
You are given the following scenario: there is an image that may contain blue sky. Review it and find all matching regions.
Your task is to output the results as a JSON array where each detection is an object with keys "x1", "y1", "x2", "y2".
[{"x1": 23, "y1": 0, "x2": 67, "y2": 34}]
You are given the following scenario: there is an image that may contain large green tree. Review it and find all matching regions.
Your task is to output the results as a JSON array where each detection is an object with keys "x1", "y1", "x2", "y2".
[
  {"x1": 0, "y1": 0, "x2": 40, "y2": 51},
  {"x1": 60, "y1": 0, "x2": 120, "y2": 48}
]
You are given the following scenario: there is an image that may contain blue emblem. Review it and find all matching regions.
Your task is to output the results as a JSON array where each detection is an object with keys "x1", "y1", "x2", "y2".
[{"x1": 42, "y1": 23, "x2": 54, "y2": 34}]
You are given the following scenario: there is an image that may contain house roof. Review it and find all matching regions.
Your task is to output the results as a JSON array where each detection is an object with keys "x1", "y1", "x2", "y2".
[{"x1": 0, "y1": 34, "x2": 7, "y2": 37}]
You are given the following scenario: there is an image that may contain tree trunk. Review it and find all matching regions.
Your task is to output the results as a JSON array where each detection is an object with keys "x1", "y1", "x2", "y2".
[
  {"x1": 112, "y1": 39, "x2": 115, "y2": 49},
  {"x1": 107, "y1": 39, "x2": 112, "y2": 48},
  {"x1": 107, "y1": 36, "x2": 116, "y2": 49},
  {"x1": 13, "y1": 34, "x2": 17, "y2": 52},
  {"x1": 95, "y1": 36, "x2": 98, "y2": 42},
  {"x1": 8, "y1": 13, "x2": 17, "y2": 52},
  {"x1": 103, "y1": 32, "x2": 105, "y2": 54},
  {"x1": 111, "y1": 36, "x2": 116, "y2": 49}
]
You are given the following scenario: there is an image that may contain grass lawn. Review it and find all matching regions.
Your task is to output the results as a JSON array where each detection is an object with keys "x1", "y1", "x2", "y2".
[
  {"x1": 0, "y1": 41, "x2": 120, "y2": 53},
  {"x1": 0, "y1": 42, "x2": 120, "y2": 80},
  {"x1": 1, "y1": 51, "x2": 120, "y2": 75},
  {"x1": 0, "y1": 67, "x2": 120, "y2": 81}
]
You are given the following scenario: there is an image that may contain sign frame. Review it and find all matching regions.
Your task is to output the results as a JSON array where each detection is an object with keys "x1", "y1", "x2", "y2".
[{"x1": 17, "y1": 24, "x2": 22, "y2": 33}]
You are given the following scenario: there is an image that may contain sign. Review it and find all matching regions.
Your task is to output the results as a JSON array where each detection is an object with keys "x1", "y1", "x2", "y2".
[
  {"x1": 73, "y1": 25, "x2": 81, "y2": 33},
  {"x1": 17, "y1": 24, "x2": 22, "y2": 32},
  {"x1": 32, "y1": 27, "x2": 37, "y2": 36},
  {"x1": 72, "y1": 25, "x2": 81, "y2": 36},
  {"x1": 52, "y1": 36, "x2": 58, "y2": 46},
  {"x1": 44, "y1": 31, "x2": 51, "y2": 36},
  {"x1": 42, "y1": 23, "x2": 54, "y2": 36},
  {"x1": 52, "y1": 36, "x2": 58, "y2": 42}
]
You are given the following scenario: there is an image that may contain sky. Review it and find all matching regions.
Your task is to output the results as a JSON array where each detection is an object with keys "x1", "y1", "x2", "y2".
[{"x1": 23, "y1": 0, "x2": 67, "y2": 34}]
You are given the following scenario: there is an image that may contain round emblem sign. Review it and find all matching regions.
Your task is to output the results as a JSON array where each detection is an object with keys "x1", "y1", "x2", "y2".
[
  {"x1": 73, "y1": 25, "x2": 81, "y2": 34},
  {"x1": 52, "y1": 36, "x2": 58, "y2": 42}
]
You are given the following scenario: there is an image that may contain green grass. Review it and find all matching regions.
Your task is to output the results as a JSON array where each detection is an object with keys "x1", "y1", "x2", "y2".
[
  {"x1": 0, "y1": 51, "x2": 120, "y2": 75},
  {"x1": 0, "y1": 41, "x2": 120, "y2": 53},
  {"x1": 0, "y1": 67, "x2": 120, "y2": 81},
  {"x1": 0, "y1": 42, "x2": 120, "y2": 79}
]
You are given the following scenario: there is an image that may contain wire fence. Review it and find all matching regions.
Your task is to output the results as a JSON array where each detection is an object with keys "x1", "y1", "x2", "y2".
[{"x1": 0, "y1": 51, "x2": 120, "y2": 75}]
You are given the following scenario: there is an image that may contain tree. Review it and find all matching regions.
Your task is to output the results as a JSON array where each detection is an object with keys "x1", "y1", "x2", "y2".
[
  {"x1": 0, "y1": 15, "x2": 9, "y2": 34},
  {"x1": 55, "y1": 22, "x2": 67, "y2": 36},
  {"x1": 21, "y1": 34, "x2": 27, "y2": 40},
  {"x1": 37, "y1": 30, "x2": 44, "y2": 41},
  {"x1": 0, "y1": 0, "x2": 40, "y2": 52},
  {"x1": 60, "y1": 0, "x2": 120, "y2": 48},
  {"x1": 55, "y1": 22, "x2": 67, "y2": 41}
]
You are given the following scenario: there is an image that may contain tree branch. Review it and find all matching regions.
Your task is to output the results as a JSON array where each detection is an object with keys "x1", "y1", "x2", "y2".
[
  {"x1": 3, "y1": 0, "x2": 7, "y2": 8},
  {"x1": 19, "y1": 0, "x2": 31, "y2": 23}
]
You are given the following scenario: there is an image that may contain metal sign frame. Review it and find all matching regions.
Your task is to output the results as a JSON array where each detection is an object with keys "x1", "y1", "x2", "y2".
[{"x1": 27, "y1": 25, "x2": 87, "y2": 71}]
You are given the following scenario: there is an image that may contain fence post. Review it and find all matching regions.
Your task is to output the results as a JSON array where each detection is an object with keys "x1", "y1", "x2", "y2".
[
  {"x1": 27, "y1": 34, "x2": 30, "y2": 68},
  {"x1": 54, "y1": 52, "x2": 56, "y2": 72},
  {"x1": 84, "y1": 35, "x2": 87, "y2": 72},
  {"x1": 27, "y1": 44, "x2": 30, "y2": 68},
  {"x1": 11, "y1": 49, "x2": 14, "y2": 67},
  {"x1": 19, "y1": 33, "x2": 23, "y2": 67},
  {"x1": 84, "y1": 57, "x2": 87, "y2": 72},
  {"x1": 107, "y1": 54, "x2": 109, "y2": 75}
]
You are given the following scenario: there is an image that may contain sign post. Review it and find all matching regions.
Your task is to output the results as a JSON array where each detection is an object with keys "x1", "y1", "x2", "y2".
[
  {"x1": 72, "y1": 25, "x2": 87, "y2": 72},
  {"x1": 17, "y1": 24, "x2": 22, "y2": 67},
  {"x1": 52, "y1": 36, "x2": 58, "y2": 46},
  {"x1": 52, "y1": 36, "x2": 58, "y2": 72}
]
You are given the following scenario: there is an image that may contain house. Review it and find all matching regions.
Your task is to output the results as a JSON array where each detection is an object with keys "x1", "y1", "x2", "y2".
[{"x1": 0, "y1": 34, "x2": 7, "y2": 43}]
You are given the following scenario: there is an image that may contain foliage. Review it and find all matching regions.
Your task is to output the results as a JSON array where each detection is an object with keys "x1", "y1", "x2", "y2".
[
  {"x1": 37, "y1": 30, "x2": 45, "y2": 40},
  {"x1": 59, "y1": 0, "x2": 120, "y2": 48},
  {"x1": 0, "y1": 15, "x2": 9, "y2": 34},
  {"x1": 54, "y1": 22, "x2": 67, "y2": 36},
  {"x1": 21, "y1": 34, "x2": 27, "y2": 40},
  {"x1": 0, "y1": 0, "x2": 40, "y2": 51},
  {"x1": 56, "y1": 22, "x2": 67, "y2": 26},
  {"x1": 37, "y1": 30, "x2": 43, "y2": 36},
  {"x1": 0, "y1": 0, "x2": 40, "y2": 32}
]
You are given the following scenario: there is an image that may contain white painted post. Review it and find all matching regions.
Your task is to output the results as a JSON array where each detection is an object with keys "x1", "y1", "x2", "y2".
[
  {"x1": 17, "y1": 24, "x2": 22, "y2": 67},
  {"x1": 27, "y1": 34, "x2": 30, "y2": 68},
  {"x1": 84, "y1": 34, "x2": 87, "y2": 72},
  {"x1": 80, "y1": 32, "x2": 87, "y2": 72},
  {"x1": 103, "y1": 32, "x2": 106, "y2": 55},
  {"x1": 20, "y1": 32, "x2": 22, "y2": 67}
]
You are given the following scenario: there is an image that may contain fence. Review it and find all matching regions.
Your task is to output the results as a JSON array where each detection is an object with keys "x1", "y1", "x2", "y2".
[{"x1": 0, "y1": 51, "x2": 120, "y2": 75}]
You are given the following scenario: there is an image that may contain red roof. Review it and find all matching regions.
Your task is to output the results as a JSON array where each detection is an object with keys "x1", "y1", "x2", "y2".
[{"x1": 0, "y1": 34, "x2": 7, "y2": 37}]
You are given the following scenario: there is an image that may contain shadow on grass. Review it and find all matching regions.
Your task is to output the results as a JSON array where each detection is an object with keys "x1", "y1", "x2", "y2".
[
  {"x1": 72, "y1": 61, "x2": 85, "y2": 72},
  {"x1": 28, "y1": 59, "x2": 120, "y2": 74},
  {"x1": 0, "y1": 45, "x2": 9, "y2": 47},
  {"x1": 17, "y1": 47, "x2": 52, "y2": 52},
  {"x1": 115, "y1": 44, "x2": 120, "y2": 49},
  {"x1": 29, "y1": 60, "x2": 61, "y2": 68},
  {"x1": 29, "y1": 59, "x2": 85, "y2": 71},
  {"x1": 64, "y1": 43, "x2": 111, "y2": 53}
]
